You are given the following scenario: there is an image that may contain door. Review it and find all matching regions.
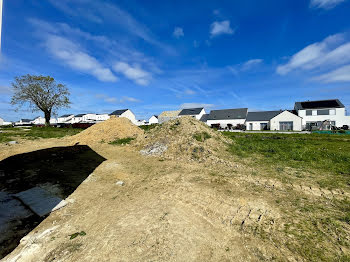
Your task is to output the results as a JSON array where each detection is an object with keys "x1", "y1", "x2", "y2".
[
  {"x1": 260, "y1": 123, "x2": 268, "y2": 130},
  {"x1": 249, "y1": 123, "x2": 253, "y2": 130},
  {"x1": 279, "y1": 121, "x2": 293, "y2": 131}
]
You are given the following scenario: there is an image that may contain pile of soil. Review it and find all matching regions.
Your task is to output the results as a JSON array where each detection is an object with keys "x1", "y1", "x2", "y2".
[
  {"x1": 135, "y1": 117, "x2": 230, "y2": 163},
  {"x1": 70, "y1": 117, "x2": 143, "y2": 144}
]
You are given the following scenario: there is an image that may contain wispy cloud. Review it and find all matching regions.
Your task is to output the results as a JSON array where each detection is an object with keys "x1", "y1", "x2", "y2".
[
  {"x1": 210, "y1": 20, "x2": 234, "y2": 38},
  {"x1": 173, "y1": 27, "x2": 184, "y2": 38},
  {"x1": 45, "y1": 35, "x2": 118, "y2": 82},
  {"x1": 277, "y1": 33, "x2": 350, "y2": 82},
  {"x1": 313, "y1": 64, "x2": 350, "y2": 82},
  {"x1": 48, "y1": 0, "x2": 175, "y2": 54},
  {"x1": 180, "y1": 103, "x2": 215, "y2": 110},
  {"x1": 241, "y1": 59, "x2": 263, "y2": 71},
  {"x1": 113, "y1": 62, "x2": 152, "y2": 86},
  {"x1": 95, "y1": 94, "x2": 141, "y2": 104},
  {"x1": 0, "y1": 86, "x2": 12, "y2": 95},
  {"x1": 310, "y1": 0, "x2": 346, "y2": 9}
]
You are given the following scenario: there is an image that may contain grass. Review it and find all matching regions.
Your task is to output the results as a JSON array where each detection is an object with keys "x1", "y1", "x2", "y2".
[
  {"x1": 223, "y1": 132, "x2": 350, "y2": 189},
  {"x1": 109, "y1": 137, "x2": 135, "y2": 145},
  {"x1": 0, "y1": 126, "x2": 83, "y2": 143},
  {"x1": 193, "y1": 131, "x2": 211, "y2": 142},
  {"x1": 139, "y1": 124, "x2": 158, "y2": 132}
]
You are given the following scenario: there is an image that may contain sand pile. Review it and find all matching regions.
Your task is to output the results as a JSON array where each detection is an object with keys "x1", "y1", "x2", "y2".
[
  {"x1": 135, "y1": 116, "x2": 230, "y2": 163},
  {"x1": 70, "y1": 117, "x2": 143, "y2": 144}
]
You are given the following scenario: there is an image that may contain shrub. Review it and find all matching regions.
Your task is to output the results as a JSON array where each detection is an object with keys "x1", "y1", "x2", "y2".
[
  {"x1": 193, "y1": 132, "x2": 211, "y2": 142},
  {"x1": 109, "y1": 137, "x2": 135, "y2": 145}
]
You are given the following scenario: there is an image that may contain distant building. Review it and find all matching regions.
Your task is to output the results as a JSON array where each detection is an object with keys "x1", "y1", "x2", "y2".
[
  {"x1": 0, "y1": 117, "x2": 3, "y2": 125},
  {"x1": 148, "y1": 115, "x2": 158, "y2": 125},
  {"x1": 158, "y1": 110, "x2": 181, "y2": 124},
  {"x1": 15, "y1": 119, "x2": 33, "y2": 126},
  {"x1": 199, "y1": 114, "x2": 209, "y2": 123},
  {"x1": 58, "y1": 114, "x2": 75, "y2": 123},
  {"x1": 246, "y1": 110, "x2": 302, "y2": 131},
  {"x1": 96, "y1": 114, "x2": 110, "y2": 122},
  {"x1": 206, "y1": 108, "x2": 248, "y2": 129},
  {"x1": 294, "y1": 99, "x2": 350, "y2": 129},
  {"x1": 178, "y1": 108, "x2": 206, "y2": 120},
  {"x1": 110, "y1": 109, "x2": 136, "y2": 124}
]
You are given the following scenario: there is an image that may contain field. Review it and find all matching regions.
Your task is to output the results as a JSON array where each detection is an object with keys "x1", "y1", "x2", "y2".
[
  {"x1": 0, "y1": 126, "x2": 83, "y2": 143},
  {"x1": 1, "y1": 121, "x2": 350, "y2": 261}
]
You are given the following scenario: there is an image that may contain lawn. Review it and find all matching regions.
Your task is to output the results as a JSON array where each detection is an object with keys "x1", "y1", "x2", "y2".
[
  {"x1": 223, "y1": 132, "x2": 350, "y2": 189},
  {"x1": 0, "y1": 126, "x2": 83, "y2": 142}
]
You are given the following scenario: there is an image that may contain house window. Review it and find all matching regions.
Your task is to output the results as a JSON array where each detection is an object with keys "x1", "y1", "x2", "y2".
[
  {"x1": 317, "y1": 109, "x2": 329, "y2": 115},
  {"x1": 260, "y1": 123, "x2": 268, "y2": 130},
  {"x1": 279, "y1": 121, "x2": 293, "y2": 131},
  {"x1": 329, "y1": 109, "x2": 336, "y2": 115},
  {"x1": 306, "y1": 110, "x2": 312, "y2": 116}
]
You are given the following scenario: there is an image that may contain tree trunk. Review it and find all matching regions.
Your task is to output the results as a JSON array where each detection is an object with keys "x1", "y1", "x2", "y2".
[{"x1": 44, "y1": 111, "x2": 51, "y2": 127}]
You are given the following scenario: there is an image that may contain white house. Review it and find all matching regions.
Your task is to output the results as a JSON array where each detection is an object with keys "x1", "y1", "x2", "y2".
[
  {"x1": 15, "y1": 119, "x2": 33, "y2": 126},
  {"x1": 294, "y1": 99, "x2": 350, "y2": 129},
  {"x1": 57, "y1": 114, "x2": 75, "y2": 123},
  {"x1": 148, "y1": 115, "x2": 159, "y2": 125},
  {"x1": 96, "y1": 114, "x2": 110, "y2": 121},
  {"x1": 0, "y1": 117, "x2": 12, "y2": 126},
  {"x1": 135, "y1": 120, "x2": 147, "y2": 126},
  {"x1": 206, "y1": 108, "x2": 248, "y2": 129},
  {"x1": 110, "y1": 109, "x2": 136, "y2": 124},
  {"x1": 0, "y1": 117, "x2": 3, "y2": 125},
  {"x1": 246, "y1": 110, "x2": 302, "y2": 131},
  {"x1": 158, "y1": 110, "x2": 181, "y2": 124},
  {"x1": 31, "y1": 116, "x2": 46, "y2": 125},
  {"x1": 178, "y1": 108, "x2": 206, "y2": 120}
]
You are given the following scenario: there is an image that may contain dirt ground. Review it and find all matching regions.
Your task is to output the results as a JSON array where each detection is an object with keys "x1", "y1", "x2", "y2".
[{"x1": 1, "y1": 130, "x2": 350, "y2": 261}]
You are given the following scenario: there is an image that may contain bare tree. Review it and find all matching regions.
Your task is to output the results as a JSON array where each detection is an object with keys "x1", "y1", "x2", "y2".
[{"x1": 11, "y1": 75, "x2": 70, "y2": 126}]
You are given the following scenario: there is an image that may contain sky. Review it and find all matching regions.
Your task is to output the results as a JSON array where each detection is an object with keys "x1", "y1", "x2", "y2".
[{"x1": 1, "y1": 0, "x2": 350, "y2": 121}]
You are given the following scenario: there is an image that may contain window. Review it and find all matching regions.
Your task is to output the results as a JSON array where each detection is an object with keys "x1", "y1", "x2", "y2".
[
  {"x1": 279, "y1": 121, "x2": 293, "y2": 131},
  {"x1": 306, "y1": 110, "x2": 312, "y2": 116},
  {"x1": 260, "y1": 123, "x2": 268, "y2": 130},
  {"x1": 329, "y1": 109, "x2": 336, "y2": 115},
  {"x1": 317, "y1": 109, "x2": 329, "y2": 115}
]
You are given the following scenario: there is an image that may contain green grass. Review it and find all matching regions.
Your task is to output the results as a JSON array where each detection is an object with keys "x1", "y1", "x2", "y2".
[
  {"x1": 193, "y1": 131, "x2": 211, "y2": 142},
  {"x1": 0, "y1": 126, "x2": 83, "y2": 142},
  {"x1": 139, "y1": 124, "x2": 158, "y2": 132},
  {"x1": 109, "y1": 137, "x2": 135, "y2": 145},
  {"x1": 223, "y1": 132, "x2": 350, "y2": 188}
]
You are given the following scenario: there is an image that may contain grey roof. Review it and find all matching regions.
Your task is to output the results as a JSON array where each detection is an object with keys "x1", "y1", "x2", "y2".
[
  {"x1": 179, "y1": 108, "x2": 203, "y2": 116},
  {"x1": 246, "y1": 111, "x2": 282, "y2": 121},
  {"x1": 110, "y1": 109, "x2": 128, "y2": 116},
  {"x1": 21, "y1": 119, "x2": 33, "y2": 122},
  {"x1": 207, "y1": 108, "x2": 248, "y2": 120},
  {"x1": 199, "y1": 114, "x2": 209, "y2": 122},
  {"x1": 59, "y1": 114, "x2": 73, "y2": 118},
  {"x1": 294, "y1": 99, "x2": 344, "y2": 110},
  {"x1": 75, "y1": 114, "x2": 86, "y2": 117}
]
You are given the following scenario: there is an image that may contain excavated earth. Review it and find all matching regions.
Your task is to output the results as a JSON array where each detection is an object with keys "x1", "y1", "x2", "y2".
[{"x1": 1, "y1": 118, "x2": 349, "y2": 261}]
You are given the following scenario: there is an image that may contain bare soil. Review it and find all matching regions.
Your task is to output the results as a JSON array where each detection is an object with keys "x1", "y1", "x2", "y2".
[{"x1": 1, "y1": 119, "x2": 350, "y2": 261}]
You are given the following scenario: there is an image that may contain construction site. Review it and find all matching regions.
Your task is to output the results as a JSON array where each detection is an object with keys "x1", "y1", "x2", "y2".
[{"x1": 1, "y1": 116, "x2": 350, "y2": 262}]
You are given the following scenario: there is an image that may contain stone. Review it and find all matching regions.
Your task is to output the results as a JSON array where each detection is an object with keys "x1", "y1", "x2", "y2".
[
  {"x1": 116, "y1": 181, "x2": 125, "y2": 186},
  {"x1": 8, "y1": 141, "x2": 18, "y2": 145}
]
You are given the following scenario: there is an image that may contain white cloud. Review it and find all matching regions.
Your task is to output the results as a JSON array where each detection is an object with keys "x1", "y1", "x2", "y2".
[
  {"x1": 173, "y1": 27, "x2": 184, "y2": 38},
  {"x1": 313, "y1": 64, "x2": 350, "y2": 82},
  {"x1": 45, "y1": 35, "x2": 118, "y2": 82},
  {"x1": 241, "y1": 59, "x2": 263, "y2": 71},
  {"x1": 276, "y1": 33, "x2": 350, "y2": 75},
  {"x1": 210, "y1": 20, "x2": 234, "y2": 37},
  {"x1": 310, "y1": 0, "x2": 346, "y2": 9},
  {"x1": 0, "y1": 86, "x2": 12, "y2": 95},
  {"x1": 180, "y1": 103, "x2": 215, "y2": 110},
  {"x1": 113, "y1": 62, "x2": 151, "y2": 86},
  {"x1": 96, "y1": 94, "x2": 140, "y2": 103}
]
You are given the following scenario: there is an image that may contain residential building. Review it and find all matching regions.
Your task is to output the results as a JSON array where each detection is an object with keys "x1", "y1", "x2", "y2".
[
  {"x1": 57, "y1": 114, "x2": 75, "y2": 123},
  {"x1": 178, "y1": 108, "x2": 206, "y2": 120},
  {"x1": 0, "y1": 117, "x2": 3, "y2": 125},
  {"x1": 148, "y1": 115, "x2": 159, "y2": 124},
  {"x1": 15, "y1": 119, "x2": 33, "y2": 126},
  {"x1": 246, "y1": 110, "x2": 302, "y2": 131},
  {"x1": 31, "y1": 116, "x2": 46, "y2": 125},
  {"x1": 158, "y1": 110, "x2": 181, "y2": 124},
  {"x1": 96, "y1": 114, "x2": 110, "y2": 121},
  {"x1": 294, "y1": 99, "x2": 350, "y2": 129},
  {"x1": 206, "y1": 108, "x2": 248, "y2": 129},
  {"x1": 110, "y1": 109, "x2": 136, "y2": 123},
  {"x1": 199, "y1": 114, "x2": 209, "y2": 123}
]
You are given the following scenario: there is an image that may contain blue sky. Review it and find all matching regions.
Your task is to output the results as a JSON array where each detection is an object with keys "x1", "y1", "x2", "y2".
[{"x1": 1, "y1": 0, "x2": 350, "y2": 121}]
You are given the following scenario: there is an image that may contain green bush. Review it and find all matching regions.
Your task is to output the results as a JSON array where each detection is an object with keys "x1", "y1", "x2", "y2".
[{"x1": 109, "y1": 137, "x2": 135, "y2": 145}]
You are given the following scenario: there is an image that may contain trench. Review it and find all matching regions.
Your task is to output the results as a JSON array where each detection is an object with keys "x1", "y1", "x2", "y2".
[{"x1": 0, "y1": 145, "x2": 106, "y2": 259}]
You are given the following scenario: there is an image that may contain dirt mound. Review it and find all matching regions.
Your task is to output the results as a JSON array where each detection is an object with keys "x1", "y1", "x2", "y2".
[
  {"x1": 70, "y1": 117, "x2": 143, "y2": 144},
  {"x1": 135, "y1": 117, "x2": 230, "y2": 163}
]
